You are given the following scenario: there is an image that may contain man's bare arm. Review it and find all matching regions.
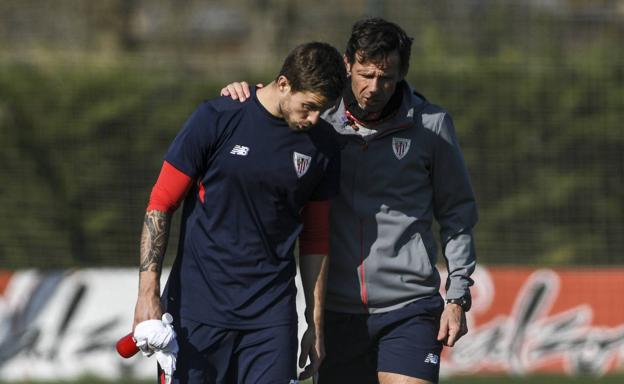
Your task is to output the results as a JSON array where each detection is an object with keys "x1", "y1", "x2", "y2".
[
  {"x1": 134, "y1": 209, "x2": 172, "y2": 328},
  {"x1": 139, "y1": 210, "x2": 170, "y2": 273},
  {"x1": 298, "y1": 253, "x2": 329, "y2": 380}
]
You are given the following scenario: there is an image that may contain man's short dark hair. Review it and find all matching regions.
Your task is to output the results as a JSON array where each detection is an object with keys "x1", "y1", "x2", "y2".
[
  {"x1": 278, "y1": 42, "x2": 347, "y2": 102},
  {"x1": 345, "y1": 18, "x2": 413, "y2": 76}
]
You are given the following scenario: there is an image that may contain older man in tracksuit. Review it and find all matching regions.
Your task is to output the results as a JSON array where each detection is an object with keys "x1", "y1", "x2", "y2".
[
  {"x1": 316, "y1": 19, "x2": 478, "y2": 384},
  {"x1": 319, "y1": 82, "x2": 477, "y2": 384},
  {"x1": 221, "y1": 17, "x2": 477, "y2": 384}
]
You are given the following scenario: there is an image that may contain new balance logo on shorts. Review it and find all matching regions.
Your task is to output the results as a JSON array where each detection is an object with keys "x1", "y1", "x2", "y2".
[
  {"x1": 230, "y1": 145, "x2": 249, "y2": 156},
  {"x1": 424, "y1": 353, "x2": 439, "y2": 364}
]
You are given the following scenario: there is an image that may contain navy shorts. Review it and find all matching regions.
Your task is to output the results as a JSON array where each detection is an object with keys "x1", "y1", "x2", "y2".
[
  {"x1": 165, "y1": 317, "x2": 298, "y2": 384},
  {"x1": 318, "y1": 295, "x2": 444, "y2": 384}
]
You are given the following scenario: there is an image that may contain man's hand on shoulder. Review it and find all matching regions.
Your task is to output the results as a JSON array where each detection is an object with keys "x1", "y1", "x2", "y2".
[{"x1": 220, "y1": 81, "x2": 264, "y2": 102}]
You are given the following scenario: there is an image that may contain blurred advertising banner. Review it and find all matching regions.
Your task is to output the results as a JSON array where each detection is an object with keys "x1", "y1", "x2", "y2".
[
  {"x1": 0, "y1": 267, "x2": 623, "y2": 380},
  {"x1": 0, "y1": 268, "x2": 307, "y2": 381},
  {"x1": 441, "y1": 267, "x2": 624, "y2": 378},
  {"x1": 0, "y1": 269, "x2": 154, "y2": 380}
]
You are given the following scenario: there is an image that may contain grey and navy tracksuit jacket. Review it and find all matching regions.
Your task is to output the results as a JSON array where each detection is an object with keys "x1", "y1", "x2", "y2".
[{"x1": 322, "y1": 83, "x2": 478, "y2": 314}]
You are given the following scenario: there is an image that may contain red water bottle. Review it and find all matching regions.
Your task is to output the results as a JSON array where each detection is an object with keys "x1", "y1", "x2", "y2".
[{"x1": 116, "y1": 332, "x2": 139, "y2": 358}]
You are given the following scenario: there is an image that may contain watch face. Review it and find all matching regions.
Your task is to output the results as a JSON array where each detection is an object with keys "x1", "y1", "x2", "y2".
[{"x1": 461, "y1": 296, "x2": 471, "y2": 312}]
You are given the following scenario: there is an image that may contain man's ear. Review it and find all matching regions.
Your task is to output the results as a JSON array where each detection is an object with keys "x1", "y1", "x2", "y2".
[
  {"x1": 343, "y1": 55, "x2": 352, "y2": 76},
  {"x1": 276, "y1": 75, "x2": 291, "y2": 93}
]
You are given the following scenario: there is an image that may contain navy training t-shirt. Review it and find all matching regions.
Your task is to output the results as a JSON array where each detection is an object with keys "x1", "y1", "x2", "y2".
[{"x1": 161, "y1": 89, "x2": 341, "y2": 329}]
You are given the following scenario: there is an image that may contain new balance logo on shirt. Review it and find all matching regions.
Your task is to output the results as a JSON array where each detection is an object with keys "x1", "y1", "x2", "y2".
[
  {"x1": 230, "y1": 145, "x2": 249, "y2": 156},
  {"x1": 424, "y1": 353, "x2": 439, "y2": 364}
]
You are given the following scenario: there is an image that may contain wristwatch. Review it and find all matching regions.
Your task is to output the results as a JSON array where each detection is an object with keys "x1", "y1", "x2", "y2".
[{"x1": 445, "y1": 295, "x2": 472, "y2": 312}]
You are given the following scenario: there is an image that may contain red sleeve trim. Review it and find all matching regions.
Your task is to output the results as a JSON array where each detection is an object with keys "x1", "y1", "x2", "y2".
[
  {"x1": 147, "y1": 161, "x2": 193, "y2": 213},
  {"x1": 299, "y1": 201, "x2": 330, "y2": 255}
]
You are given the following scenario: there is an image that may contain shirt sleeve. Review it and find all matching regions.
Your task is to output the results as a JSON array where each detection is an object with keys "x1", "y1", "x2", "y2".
[
  {"x1": 431, "y1": 112, "x2": 479, "y2": 300},
  {"x1": 299, "y1": 201, "x2": 330, "y2": 255},
  {"x1": 147, "y1": 161, "x2": 193, "y2": 213},
  {"x1": 163, "y1": 102, "x2": 219, "y2": 179}
]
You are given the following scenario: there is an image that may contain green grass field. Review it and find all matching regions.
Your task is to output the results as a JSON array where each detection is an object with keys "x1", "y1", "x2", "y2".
[{"x1": 3, "y1": 374, "x2": 624, "y2": 384}]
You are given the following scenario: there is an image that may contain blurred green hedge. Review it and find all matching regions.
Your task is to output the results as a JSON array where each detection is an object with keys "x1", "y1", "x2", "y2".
[
  {"x1": 1, "y1": 39, "x2": 622, "y2": 268},
  {"x1": 0, "y1": 64, "x2": 222, "y2": 268}
]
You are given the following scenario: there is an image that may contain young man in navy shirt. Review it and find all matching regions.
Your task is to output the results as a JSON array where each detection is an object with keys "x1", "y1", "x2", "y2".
[
  {"x1": 222, "y1": 18, "x2": 478, "y2": 384},
  {"x1": 132, "y1": 42, "x2": 346, "y2": 384}
]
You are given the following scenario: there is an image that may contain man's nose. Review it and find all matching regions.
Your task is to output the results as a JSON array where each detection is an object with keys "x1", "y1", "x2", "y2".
[
  {"x1": 368, "y1": 77, "x2": 380, "y2": 93},
  {"x1": 307, "y1": 111, "x2": 320, "y2": 125}
]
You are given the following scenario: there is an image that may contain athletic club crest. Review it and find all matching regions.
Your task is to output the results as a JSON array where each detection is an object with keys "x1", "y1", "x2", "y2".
[
  {"x1": 392, "y1": 137, "x2": 411, "y2": 160},
  {"x1": 293, "y1": 152, "x2": 312, "y2": 178}
]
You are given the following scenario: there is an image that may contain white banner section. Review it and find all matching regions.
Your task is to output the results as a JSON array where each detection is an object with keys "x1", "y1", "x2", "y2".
[{"x1": 0, "y1": 269, "x2": 308, "y2": 381}]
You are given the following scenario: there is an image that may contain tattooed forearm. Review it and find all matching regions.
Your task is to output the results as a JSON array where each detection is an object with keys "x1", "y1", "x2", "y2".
[{"x1": 139, "y1": 210, "x2": 172, "y2": 273}]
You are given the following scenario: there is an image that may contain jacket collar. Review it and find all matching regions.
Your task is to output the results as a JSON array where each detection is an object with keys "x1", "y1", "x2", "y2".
[{"x1": 323, "y1": 82, "x2": 428, "y2": 138}]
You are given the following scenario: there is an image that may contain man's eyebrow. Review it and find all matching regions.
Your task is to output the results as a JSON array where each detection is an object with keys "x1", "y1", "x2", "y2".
[
  {"x1": 355, "y1": 68, "x2": 390, "y2": 76},
  {"x1": 306, "y1": 102, "x2": 325, "y2": 109},
  {"x1": 311, "y1": 105, "x2": 322, "y2": 109}
]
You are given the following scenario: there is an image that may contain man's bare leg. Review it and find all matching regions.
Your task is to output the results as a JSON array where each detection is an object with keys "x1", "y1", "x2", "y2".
[{"x1": 378, "y1": 371, "x2": 433, "y2": 384}]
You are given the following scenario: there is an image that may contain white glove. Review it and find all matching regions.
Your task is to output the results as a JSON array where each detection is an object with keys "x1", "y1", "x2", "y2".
[{"x1": 134, "y1": 313, "x2": 179, "y2": 382}]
